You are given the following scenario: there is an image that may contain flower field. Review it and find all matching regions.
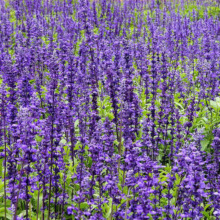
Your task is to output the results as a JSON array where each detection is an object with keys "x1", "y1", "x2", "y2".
[{"x1": 0, "y1": 0, "x2": 220, "y2": 219}]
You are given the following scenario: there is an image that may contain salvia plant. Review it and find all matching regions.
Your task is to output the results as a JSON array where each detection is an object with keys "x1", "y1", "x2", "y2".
[{"x1": 0, "y1": 0, "x2": 220, "y2": 219}]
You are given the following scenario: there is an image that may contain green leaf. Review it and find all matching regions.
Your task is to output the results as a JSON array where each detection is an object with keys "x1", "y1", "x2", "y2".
[
  {"x1": 35, "y1": 135, "x2": 43, "y2": 142},
  {"x1": 80, "y1": 202, "x2": 89, "y2": 210},
  {"x1": 204, "y1": 204, "x2": 211, "y2": 211},
  {"x1": 0, "y1": 208, "x2": 12, "y2": 220},
  {"x1": 201, "y1": 139, "x2": 210, "y2": 151},
  {"x1": 29, "y1": 79, "x2": 35, "y2": 84},
  {"x1": 60, "y1": 138, "x2": 66, "y2": 145},
  {"x1": 105, "y1": 198, "x2": 113, "y2": 219},
  {"x1": 202, "y1": 211, "x2": 210, "y2": 219}
]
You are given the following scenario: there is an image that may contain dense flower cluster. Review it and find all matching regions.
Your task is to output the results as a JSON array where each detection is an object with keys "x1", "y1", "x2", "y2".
[{"x1": 0, "y1": 0, "x2": 220, "y2": 219}]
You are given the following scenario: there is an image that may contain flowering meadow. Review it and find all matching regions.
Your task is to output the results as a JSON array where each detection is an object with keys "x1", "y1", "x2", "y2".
[{"x1": 1, "y1": 0, "x2": 220, "y2": 219}]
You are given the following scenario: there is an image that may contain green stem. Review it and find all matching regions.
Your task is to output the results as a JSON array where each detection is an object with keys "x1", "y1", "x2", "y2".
[{"x1": 36, "y1": 187, "x2": 40, "y2": 220}]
